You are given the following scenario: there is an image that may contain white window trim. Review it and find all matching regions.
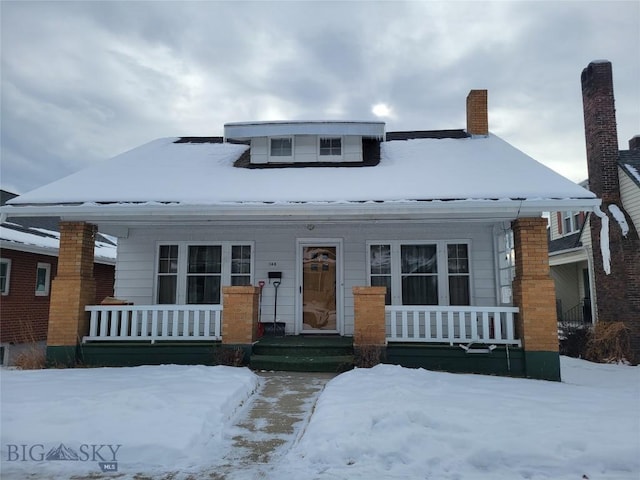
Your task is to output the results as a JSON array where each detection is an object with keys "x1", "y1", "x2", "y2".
[
  {"x1": 268, "y1": 136, "x2": 294, "y2": 161},
  {"x1": 0, "y1": 258, "x2": 11, "y2": 296},
  {"x1": 154, "y1": 241, "x2": 254, "y2": 305},
  {"x1": 318, "y1": 136, "x2": 343, "y2": 161},
  {"x1": 35, "y1": 262, "x2": 52, "y2": 296},
  {"x1": 561, "y1": 211, "x2": 582, "y2": 236},
  {"x1": 366, "y1": 240, "x2": 473, "y2": 306}
]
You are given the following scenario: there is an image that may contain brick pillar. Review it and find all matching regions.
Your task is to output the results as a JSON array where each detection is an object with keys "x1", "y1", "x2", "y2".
[
  {"x1": 512, "y1": 217, "x2": 560, "y2": 381},
  {"x1": 222, "y1": 286, "x2": 259, "y2": 346},
  {"x1": 353, "y1": 287, "x2": 387, "y2": 347},
  {"x1": 47, "y1": 221, "x2": 97, "y2": 365}
]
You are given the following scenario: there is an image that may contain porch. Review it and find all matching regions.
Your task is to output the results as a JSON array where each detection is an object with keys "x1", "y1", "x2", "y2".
[{"x1": 79, "y1": 302, "x2": 524, "y2": 375}]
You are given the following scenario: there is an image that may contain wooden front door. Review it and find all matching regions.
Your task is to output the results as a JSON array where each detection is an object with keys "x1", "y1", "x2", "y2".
[{"x1": 301, "y1": 245, "x2": 338, "y2": 333}]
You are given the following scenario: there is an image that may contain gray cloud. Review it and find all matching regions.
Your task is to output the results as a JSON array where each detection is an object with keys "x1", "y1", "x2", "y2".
[{"x1": 1, "y1": 0, "x2": 638, "y2": 194}]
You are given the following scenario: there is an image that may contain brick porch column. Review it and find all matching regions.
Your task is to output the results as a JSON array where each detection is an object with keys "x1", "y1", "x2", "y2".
[
  {"x1": 47, "y1": 221, "x2": 97, "y2": 365},
  {"x1": 353, "y1": 286, "x2": 387, "y2": 347},
  {"x1": 512, "y1": 217, "x2": 561, "y2": 381},
  {"x1": 221, "y1": 286, "x2": 259, "y2": 361}
]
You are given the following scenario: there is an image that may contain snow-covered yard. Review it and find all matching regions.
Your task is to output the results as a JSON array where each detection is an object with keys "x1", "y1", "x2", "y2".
[{"x1": 1, "y1": 357, "x2": 638, "y2": 479}]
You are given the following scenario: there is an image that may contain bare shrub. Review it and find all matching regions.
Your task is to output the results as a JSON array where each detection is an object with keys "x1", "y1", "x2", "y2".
[
  {"x1": 354, "y1": 345, "x2": 385, "y2": 368},
  {"x1": 559, "y1": 324, "x2": 592, "y2": 358},
  {"x1": 215, "y1": 346, "x2": 245, "y2": 367},
  {"x1": 13, "y1": 345, "x2": 46, "y2": 370},
  {"x1": 584, "y1": 321, "x2": 632, "y2": 364}
]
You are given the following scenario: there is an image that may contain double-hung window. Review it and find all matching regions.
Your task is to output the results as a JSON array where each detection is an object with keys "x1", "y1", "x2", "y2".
[
  {"x1": 156, "y1": 242, "x2": 253, "y2": 304},
  {"x1": 35, "y1": 262, "x2": 52, "y2": 296},
  {"x1": 0, "y1": 259, "x2": 11, "y2": 295},
  {"x1": 368, "y1": 241, "x2": 471, "y2": 306}
]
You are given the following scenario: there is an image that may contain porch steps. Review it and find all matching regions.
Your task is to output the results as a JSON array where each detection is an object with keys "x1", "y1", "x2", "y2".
[{"x1": 250, "y1": 336, "x2": 354, "y2": 373}]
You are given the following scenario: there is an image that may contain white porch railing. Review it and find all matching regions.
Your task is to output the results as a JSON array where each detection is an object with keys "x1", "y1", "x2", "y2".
[
  {"x1": 84, "y1": 305, "x2": 223, "y2": 342},
  {"x1": 386, "y1": 305, "x2": 520, "y2": 346}
]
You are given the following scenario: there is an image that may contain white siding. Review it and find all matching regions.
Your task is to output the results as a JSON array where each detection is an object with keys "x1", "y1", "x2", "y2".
[
  {"x1": 620, "y1": 167, "x2": 640, "y2": 233},
  {"x1": 114, "y1": 221, "x2": 501, "y2": 336},
  {"x1": 249, "y1": 135, "x2": 363, "y2": 164}
]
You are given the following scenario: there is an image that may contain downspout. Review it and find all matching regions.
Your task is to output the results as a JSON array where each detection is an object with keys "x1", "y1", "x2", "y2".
[{"x1": 592, "y1": 205, "x2": 611, "y2": 275}]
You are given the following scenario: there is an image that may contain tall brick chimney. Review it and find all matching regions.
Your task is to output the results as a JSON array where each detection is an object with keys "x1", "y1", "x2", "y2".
[
  {"x1": 581, "y1": 61, "x2": 620, "y2": 204},
  {"x1": 466, "y1": 89, "x2": 488, "y2": 136},
  {"x1": 581, "y1": 60, "x2": 640, "y2": 363}
]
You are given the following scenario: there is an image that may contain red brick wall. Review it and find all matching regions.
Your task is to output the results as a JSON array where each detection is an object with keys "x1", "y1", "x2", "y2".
[{"x1": 0, "y1": 248, "x2": 114, "y2": 344}]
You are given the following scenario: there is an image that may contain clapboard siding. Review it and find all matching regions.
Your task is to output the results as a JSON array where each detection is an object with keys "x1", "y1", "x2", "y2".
[
  {"x1": 113, "y1": 221, "x2": 501, "y2": 335},
  {"x1": 620, "y1": 167, "x2": 640, "y2": 232}
]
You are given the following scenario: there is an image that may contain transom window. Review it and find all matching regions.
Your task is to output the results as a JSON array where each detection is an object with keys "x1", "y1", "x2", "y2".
[
  {"x1": 0, "y1": 258, "x2": 11, "y2": 295},
  {"x1": 368, "y1": 241, "x2": 471, "y2": 306},
  {"x1": 156, "y1": 242, "x2": 253, "y2": 304},
  {"x1": 319, "y1": 137, "x2": 342, "y2": 156},
  {"x1": 270, "y1": 137, "x2": 293, "y2": 157}
]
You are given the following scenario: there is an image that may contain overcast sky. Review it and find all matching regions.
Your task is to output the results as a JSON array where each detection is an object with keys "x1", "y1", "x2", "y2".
[{"x1": 1, "y1": 1, "x2": 639, "y2": 195}]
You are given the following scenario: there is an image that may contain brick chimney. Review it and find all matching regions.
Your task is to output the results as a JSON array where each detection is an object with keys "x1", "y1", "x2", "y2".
[
  {"x1": 581, "y1": 60, "x2": 640, "y2": 364},
  {"x1": 629, "y1": 135, "x2": 640, "y2": 150},
  {"x1": 466, "y1": 89, "x2": 488, "y2": 136},
  {"x1": 581, "y1": 61, "x2": 620, "y2": 204}
]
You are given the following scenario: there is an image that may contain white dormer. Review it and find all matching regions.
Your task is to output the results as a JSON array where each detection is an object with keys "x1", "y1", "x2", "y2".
[{"x1": 224, "y1": 121, "x2": 385, "y2": 165}]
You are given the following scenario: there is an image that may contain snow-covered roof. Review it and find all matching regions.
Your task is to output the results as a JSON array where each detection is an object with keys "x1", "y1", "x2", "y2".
[
  {"x1": 0, "y1": 222, "x2": 117, "y2": 264},
  {"x1": 6, "y1": 134, "x2": 595, "y2": 209}
]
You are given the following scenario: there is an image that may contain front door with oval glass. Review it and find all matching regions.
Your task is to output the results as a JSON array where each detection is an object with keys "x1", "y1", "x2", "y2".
[{"x1": 302, "y1": 246, "x2": 337, "y2": 332}]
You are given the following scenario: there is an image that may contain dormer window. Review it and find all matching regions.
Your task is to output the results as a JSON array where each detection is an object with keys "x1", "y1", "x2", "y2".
[
  {"x1": 319, "y1": 137, "x2": 342, "y2": 157},
  {"x1": 270, "y1": 137, "x2": 293, "y2": 157}
]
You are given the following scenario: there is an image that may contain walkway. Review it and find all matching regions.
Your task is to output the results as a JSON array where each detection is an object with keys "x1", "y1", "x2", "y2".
[{"x1": 208, "y1": 371, "x2": 335, "y2": 479}]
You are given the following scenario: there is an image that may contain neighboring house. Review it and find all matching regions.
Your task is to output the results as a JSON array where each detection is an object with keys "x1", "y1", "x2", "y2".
[
  {"x1": 0, "y1": 190, "x2": 116, "y2": 365},
  {"x1": 548, "y1": 61, "x2": 640, "y2": 360},
  {"x1": 548, "y1": 184, "x2": 593, "y2": 325},
  {"x1": 1, "y1": 89, "x2": 600, "y2": 380}
]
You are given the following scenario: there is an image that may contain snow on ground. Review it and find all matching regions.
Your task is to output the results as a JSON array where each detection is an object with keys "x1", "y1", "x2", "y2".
[
  {"x1": 1, "y1": 358, "x2": 638, "y2": 480},
  {"x1": 0, "y1": 365, "x2": 258, "y2": 478},
  {"x1": 273, "y1": 357, "x2": 640, "y2": 480}
]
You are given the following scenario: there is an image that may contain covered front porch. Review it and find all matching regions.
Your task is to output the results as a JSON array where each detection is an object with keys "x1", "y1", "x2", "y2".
[{"x1": 45, "y1": 217, "x2": 559, "y2": 380}]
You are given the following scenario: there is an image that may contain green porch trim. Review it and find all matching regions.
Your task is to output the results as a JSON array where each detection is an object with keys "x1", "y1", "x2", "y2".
[
  {"x1": 46, "y1": 345, "x2": 80, "y2": 367},
  {"x1": 386, "y1": 344, "x2": 525, "y2": 377},
  {"x1": 523, "y1": 351, "x2": 561, "y2": 381},
  {"x1": 79, "y1": 342, "x2": 222, "y2": 367}
]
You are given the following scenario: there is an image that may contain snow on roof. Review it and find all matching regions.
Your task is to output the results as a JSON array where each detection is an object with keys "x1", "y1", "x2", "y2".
[
  {"x1": 8, "y1": 134, "x2": 595, "y2": 207},
  {"x1": 0, "y1": 223, "x2": 117, "y2": 262}
]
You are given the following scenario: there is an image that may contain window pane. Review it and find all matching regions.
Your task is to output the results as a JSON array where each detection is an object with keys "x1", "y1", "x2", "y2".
[
  {"x1": 447, "y1": 244, "x2": 469, "y2": 273},
  {"x1": 232, "y1": 245, "x2": 251, "y2": 274},
  {"x1": 231, "y1": 276, "x2": 251, "y2": 286},
  {"x1": 371, "y1": 275, "x2": 392, "y2": 305},
  {"x1": 402, "y1": 276, "x2": 438, "y2": 305},
  {"x1": 0, "y1": 262, "x2": 7, "y2": 292},
  {"x1": 370, "y1": 245, "x2": 391, "y2": 275},
  {"x1": 271, "y1": 138, "x2": 292, "y2": 156},
  {"x1": 36, "y1": 267, "x2": 47, "y2": 292},
  {"x1": 159, "y1": 245, "x2": 178, "y2": 273},
  {"x1": 187, "y1": 276, "x2": 221, "y2": 304},
  {"x1": 157, "y1": 276, "x2": 177, "y2": 304},
  {"x1": 401, "y1": 245, "x2": 437, "y2": 274},
  {"x1": 449, "y1": 276, "x2": 470, "y2": 306},
  {"x1": 188, "y1": 246, "x2": 221, "y2": 274}
]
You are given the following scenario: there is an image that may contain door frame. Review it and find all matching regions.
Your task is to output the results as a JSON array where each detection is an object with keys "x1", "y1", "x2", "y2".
[{"x1": 295, "y1": 238, "x2": 344, "y2": 335}]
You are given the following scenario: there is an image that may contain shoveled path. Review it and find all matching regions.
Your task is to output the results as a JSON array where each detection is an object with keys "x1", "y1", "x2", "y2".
[{"x1": 208, "y1": 371, "x2": 335, "y2": 480}]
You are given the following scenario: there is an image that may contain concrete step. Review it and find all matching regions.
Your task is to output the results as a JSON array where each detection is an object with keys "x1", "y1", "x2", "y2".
[{"x1": 250, "y1": 354, "x2": 354, "y2": 373}]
